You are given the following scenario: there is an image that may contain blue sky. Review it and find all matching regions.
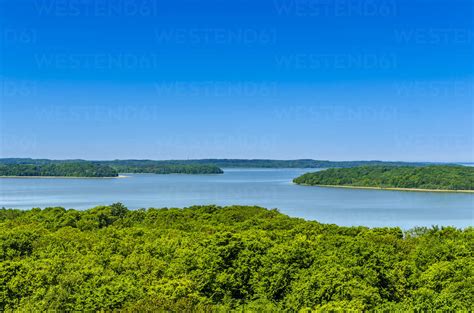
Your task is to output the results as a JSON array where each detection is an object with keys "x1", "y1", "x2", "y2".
[{"x1": 0, "y1": 0, "x2": 472, "y2": 161}]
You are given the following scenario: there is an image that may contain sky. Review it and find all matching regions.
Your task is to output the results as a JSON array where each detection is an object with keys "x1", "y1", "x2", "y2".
[{"x1": 0, "y1": 0, "x2": 472, "y2": 162}]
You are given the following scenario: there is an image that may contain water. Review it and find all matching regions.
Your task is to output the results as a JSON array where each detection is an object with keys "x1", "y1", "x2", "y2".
[{"x1": 0, "y1": 168, "x2": 472, "y2": 229}]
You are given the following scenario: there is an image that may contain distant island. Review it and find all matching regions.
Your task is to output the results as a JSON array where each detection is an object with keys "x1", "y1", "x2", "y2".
[
  {"x1": 293, "y1": 165, "x2": 474, "y2": 192},
  {"x1": 0, "y1": 159, "x2": 224, "y2": 176},
  {"x1": 110, "y1": 164, "x2": 224, "y2": 174},
  {"x1": 0, "y1": 163, "x2": 118, "y2": 178}
]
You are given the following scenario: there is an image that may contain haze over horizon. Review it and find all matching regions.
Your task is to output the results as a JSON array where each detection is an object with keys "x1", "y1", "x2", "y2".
[{"x1": 1, "y1": 0, "x2": 473, "y2": 162}]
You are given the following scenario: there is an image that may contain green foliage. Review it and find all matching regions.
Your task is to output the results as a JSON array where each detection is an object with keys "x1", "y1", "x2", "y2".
[
  {"x1": 0, "y1": 159, "x2": 224, "y2": 175},
  {"x1": 110, "y1": 164, "x2": 224, "y2": 174},
  {"x1": 294, "y1": 165, "x2": 474, "y2": 190},
  {"x1": 0, "y1": 163, "x2": 118, "y2": 178},
  {"x1": 0, "y1": 204, "x2": 472, "y2": 311}
]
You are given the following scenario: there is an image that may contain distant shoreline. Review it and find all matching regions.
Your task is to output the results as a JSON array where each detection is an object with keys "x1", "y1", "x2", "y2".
[
  {"x1": 296, "y1": 183, "x2": 474, "y2": 194},
  {"x1": 0, "y1": 175, "x2": 128, "y2": 179}
]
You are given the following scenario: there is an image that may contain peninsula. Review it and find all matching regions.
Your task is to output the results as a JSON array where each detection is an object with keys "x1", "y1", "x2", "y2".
[
  {"x1": 293, "y1": 165, "x2": 474, "y2": 192},
  {"x1": 0, "y1": 163, "x2": 119, "y2": 178},
  {"x1": 0, "y1": 159, "x2": 224, "y2": 176}
]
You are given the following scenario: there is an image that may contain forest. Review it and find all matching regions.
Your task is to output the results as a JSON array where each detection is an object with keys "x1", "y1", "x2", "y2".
[
  {"x1": 0, "y1": 158, "x2": 429, "y2": 169},
  {"x1": 293, "y1": 165, "x2": 474, "y2": 191},
  {"x1": 110, "y1": 164, "x2": 224, "y2": 174},
  {"x1": 0, "y1": 204, "x2": 471, "y2": 311},
  {"x1": 0, "y1": 160, "x2": 223, "y2": 175},
  {"x1": 0, "y1": 163, "x2": 118, "y2": 178}
]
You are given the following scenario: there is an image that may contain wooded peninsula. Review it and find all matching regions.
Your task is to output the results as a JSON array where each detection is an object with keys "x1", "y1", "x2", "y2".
[
  {"x1": 111, "y1": 164, "x2": 224, "y2": 174},
  {"x1": 0, "y1": 163, "x2": 119, "y2": 178},
  {"x1": 0, "y1": 204, "x2": 471, "y2": 311},
  {"x1": 0, "y1": 160, "x2": 224, "y2": 176},
  {"x1": 294, "y1": 165, "x2": 474, "y2": 191}
]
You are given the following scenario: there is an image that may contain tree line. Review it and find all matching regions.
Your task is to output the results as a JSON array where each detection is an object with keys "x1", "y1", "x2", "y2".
[
  {"x1": 111, "y1": 164, "x2": 224, "y2": 174},
  {"x1": 174, "y1": 159, "x2": 430, "y2": 168},
  {"x1": 294, "y1": 165, "x2": 474, "y2": 190},
  {"x1": 0, "y1": 158, "x2": 432, "y2": 169},
  {"x1": 0, "y1": 204, "x2": 471, "y2": 311},
  {"x1": 0, "y1": 163, "x2": 118, "y2": 177},
  {"x1": 0, "y1": 161, "x2": 224, "y2": 176}
]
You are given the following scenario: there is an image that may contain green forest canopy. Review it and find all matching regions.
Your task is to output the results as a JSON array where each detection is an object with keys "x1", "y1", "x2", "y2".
[
  {"x1": 0, "y1": 161, "x2": 223, "y2": 176},
  {"x1": 0, "y1": 163, "x2": 118, "y2": 177},
  {"x1": 293, "y1": 165, "x2": 474, "y2": 191},
  {"x1": 109, "y1": 164, "x2": 224, "y2": 174},
  {"x1": 0, "y1": 204, "x2": 472, "y2": 311}
]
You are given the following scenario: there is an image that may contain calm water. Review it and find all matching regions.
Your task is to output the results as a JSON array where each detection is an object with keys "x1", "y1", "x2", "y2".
[{"x1": 0, "y1": 168, "x2": 472, "y2": 229}]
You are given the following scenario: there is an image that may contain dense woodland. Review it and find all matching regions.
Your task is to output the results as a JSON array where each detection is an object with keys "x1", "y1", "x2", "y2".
[
  {"x1": 0, "y1": 158, "x2": 429, "y2": 169},
  {"x1": 0, "y1": 163, "x2": 118, "y2": 178},
  {"x1": 111, "y1": 164, "x2": 224, "y2": 174},
  {"x1": 0, "y1": 204, "x2": 472, "y2": 311},
  {"x1": 0, "y1": 160, "x2": 223, "y2": 175},
  {"x1": 294, "y1": 165, "x2": 474, "y2": 191}
]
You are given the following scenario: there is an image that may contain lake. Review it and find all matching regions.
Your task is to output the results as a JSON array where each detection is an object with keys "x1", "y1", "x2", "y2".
[{"x1": 0, "y1": 168, "x2": 472, "y2": 229}]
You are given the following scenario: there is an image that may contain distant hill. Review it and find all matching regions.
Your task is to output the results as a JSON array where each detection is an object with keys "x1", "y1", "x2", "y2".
[
  {"x1": 0, "y1": 158, "x2": 87, "y2": 165},
  {"x1": 294, "y1": 165, "x2": 474, "y2": 191},
  {"x1": 0, "y1": 158, "x2": 432, "y2": 169},
  {"x1": 172, "y1": 159, "x2": 431, "y2": 168}
]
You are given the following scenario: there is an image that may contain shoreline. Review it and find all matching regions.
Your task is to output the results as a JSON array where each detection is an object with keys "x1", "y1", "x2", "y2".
[
  {"x1": 295, "y1": 183, "x2": 474, "y2": 193},
  {"x1": 0, "y1": 175, "x2": 128, "y2": 179}
]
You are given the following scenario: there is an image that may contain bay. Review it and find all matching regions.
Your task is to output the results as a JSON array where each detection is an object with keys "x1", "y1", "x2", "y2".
[{"x1": 0, "y1": 168, "x2": 472, "y2": 229}]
